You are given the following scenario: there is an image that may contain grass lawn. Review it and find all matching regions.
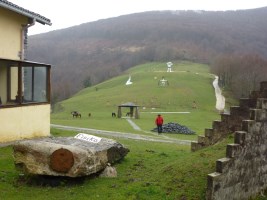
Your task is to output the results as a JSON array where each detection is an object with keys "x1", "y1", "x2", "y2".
[
  {"x1": 0, "y1": 61, "x2": 247, "y2": 199},
  {"x1": 51, "y1": 61, "x2": 224, "y2": 142},
  {"x1": 0, "y1": 128, "x2": 235, "y2": 200}
]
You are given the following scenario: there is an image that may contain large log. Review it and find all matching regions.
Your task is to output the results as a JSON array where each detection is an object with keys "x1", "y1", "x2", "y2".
[{"x1": 13, "y1": 134, "x2": 129, "y2": 177}]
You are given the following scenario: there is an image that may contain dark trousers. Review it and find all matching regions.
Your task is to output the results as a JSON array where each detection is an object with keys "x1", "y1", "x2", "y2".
[{"x1": 157, "y1": 125, "x2": 162, "y2": 133}]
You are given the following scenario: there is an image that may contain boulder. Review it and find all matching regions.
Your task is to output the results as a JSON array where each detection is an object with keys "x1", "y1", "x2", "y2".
[
  {"x1": 99, "y1": 163, "x2": 117, "y2": 178},
  {"x1": 13, "y1": 134, "x2": 129, "y2": 177}
]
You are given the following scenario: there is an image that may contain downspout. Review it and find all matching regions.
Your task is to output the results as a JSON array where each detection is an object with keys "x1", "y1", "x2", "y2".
[
  {"x1": 19, "y1": 19, "x2": 36, "y2": 99},
  {"x1": 21, "y1": 18, "x2": 36, "y2": 60}
]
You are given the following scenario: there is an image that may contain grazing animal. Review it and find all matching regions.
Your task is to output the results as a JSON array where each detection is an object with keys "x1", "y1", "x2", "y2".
[
  {"x1": 88, "y1": 113, "x2": 91, "y2": 117},
  {"x1": 192, "y1": 101, "x2": 197, "y2": 109},
  {"x1": 112, "y1": 112, "x2": 116, "y2": 117},
  {"x1": 126, "y1": 112, "x2": 131, "y2": 117},
  {"x1": 71, "y1": 111, "x2": 81, "y2": 118}
]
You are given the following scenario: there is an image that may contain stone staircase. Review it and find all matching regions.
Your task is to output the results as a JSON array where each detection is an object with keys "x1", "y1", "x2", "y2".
[
  {"x1": 206, "y1": 94, "x2": 267, "y2": 199},
  {"x1": 191, "y1": 81, "x2": 267, "y2": 152}
]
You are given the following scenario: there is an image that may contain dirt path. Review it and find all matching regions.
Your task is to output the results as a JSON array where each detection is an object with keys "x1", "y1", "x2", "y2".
[{"x1": 51, "y1": 124, "x2": 192, "y2": 145}]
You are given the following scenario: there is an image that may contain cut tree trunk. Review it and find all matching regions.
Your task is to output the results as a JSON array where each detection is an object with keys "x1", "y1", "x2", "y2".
[{"x1": 13, "y1": 136, "x2": 129, "y2": 177}]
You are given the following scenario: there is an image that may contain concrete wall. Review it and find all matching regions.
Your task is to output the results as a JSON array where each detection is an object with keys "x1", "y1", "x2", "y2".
[
  {"x1": 0, "y1": 104, "x2": 51, "y2": 143},
  {"x1": 0, "y1": 7, "x2": 27, "y2": 60},
  {"x1": 206, "y1": 82, "x2": 267, "y2": 200}
]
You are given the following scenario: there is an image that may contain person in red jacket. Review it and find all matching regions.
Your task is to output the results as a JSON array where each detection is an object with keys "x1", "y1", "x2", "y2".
[{"x1": 155, "y1": 114, "x2": 164, "y2": 134}]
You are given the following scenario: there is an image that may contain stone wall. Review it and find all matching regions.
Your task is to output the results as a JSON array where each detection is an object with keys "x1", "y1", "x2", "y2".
[
  {"x1": 191, "y1": 81, "x2": 267, "y2": 151},
  {"x1": 206, "y1": 97, "x2": 267, "y2": 199}
]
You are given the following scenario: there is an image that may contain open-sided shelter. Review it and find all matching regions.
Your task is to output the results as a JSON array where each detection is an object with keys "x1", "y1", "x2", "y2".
[{"x1": 117, "y1": 102, "x2": 140, "y2": 119}]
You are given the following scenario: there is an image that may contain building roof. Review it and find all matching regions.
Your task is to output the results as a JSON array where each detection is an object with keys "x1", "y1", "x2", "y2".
[{"x1": 0, "y1": 0, "x2": 51, "y2": 25}]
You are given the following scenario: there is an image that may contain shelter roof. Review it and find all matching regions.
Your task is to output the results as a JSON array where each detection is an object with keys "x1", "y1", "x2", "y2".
[{"x1": 119, "y1": 102, "x2": 140, "y2": 107}]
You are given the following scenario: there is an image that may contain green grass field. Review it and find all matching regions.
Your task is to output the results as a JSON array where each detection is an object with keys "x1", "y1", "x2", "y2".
[
  {"x1": 51, "y1": 61, "x2": 224, "y2": 140},
  {"x1": 2, "y1": 61, "x2": 254, "y2": 199},
  {"x1": 0, "y1": 128, "x2": 234, "y2": 200}
]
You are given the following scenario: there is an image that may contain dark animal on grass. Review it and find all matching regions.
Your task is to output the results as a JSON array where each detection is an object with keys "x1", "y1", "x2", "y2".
[
  {"x1": 112, "y1": 112, "x2": 116, "y2": 117},
  {"x1": 126, "y1": 112, "x2": 131, "y2": 117},
  {"x1": 71, "y1": 111, "x2": 81, "y2": 118},
  {"x1": 88, "y1": 113, "x2": 91, "y2": 117}
]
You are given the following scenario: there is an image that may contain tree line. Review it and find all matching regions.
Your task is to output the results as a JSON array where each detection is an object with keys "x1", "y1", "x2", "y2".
[
  {"x1": 27, "y1": 8, "x2": 267, "y2": 104},
  {"x1": 211, "y1": 54, "x2": 267, "y2": 98}
]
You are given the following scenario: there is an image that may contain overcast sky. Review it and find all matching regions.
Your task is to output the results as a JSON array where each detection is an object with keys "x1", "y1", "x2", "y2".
[{"x1": 10, "y1": 0, "x2": 267, "y2": 35}]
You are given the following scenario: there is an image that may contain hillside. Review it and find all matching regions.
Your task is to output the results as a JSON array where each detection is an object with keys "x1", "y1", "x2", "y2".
[
  {"x1": 27, "y1": 7, "x2": 267, "y2": 101},
  {"x1": 51, "y1": 61, "x2": 229, "y2": 140}
]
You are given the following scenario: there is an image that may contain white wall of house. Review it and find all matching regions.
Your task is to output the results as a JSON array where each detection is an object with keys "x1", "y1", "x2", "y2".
[
  {"x1": 0, "y1": 7, "x2": 27, "y2": 60},
  {"x1": 0, "y1": 105, "x2": 50, "y2": 142}
]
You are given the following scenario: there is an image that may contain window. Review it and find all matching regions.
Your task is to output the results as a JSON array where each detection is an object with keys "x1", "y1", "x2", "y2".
[
  {"x1": 23, "y1": 67, "x2": 48, "y2": 102},
  {"x1": 0, "y1": 58, "x2": 51, "y2": 107}
]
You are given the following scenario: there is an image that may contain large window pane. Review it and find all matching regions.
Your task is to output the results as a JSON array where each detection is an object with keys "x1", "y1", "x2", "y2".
[
  {"x1": 23, "y1": 67, "x2": 33, "y2": 102},
  {"x1": 23, "y1": 66, "x2": 48, "y2": 103},
  {"x1": 33, "y1": 67, "x2": 47, "y2": 102}
]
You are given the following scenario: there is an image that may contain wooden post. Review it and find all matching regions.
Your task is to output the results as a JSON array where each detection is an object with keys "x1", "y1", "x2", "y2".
[
  {"x1": 118, "y1": 106, "x2": 122, "y2": 118},
  {"x1": 135, "y1": 107, "x2": 140, "y2": 119}
]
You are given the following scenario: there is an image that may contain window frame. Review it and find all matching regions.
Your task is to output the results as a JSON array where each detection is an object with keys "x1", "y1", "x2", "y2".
[{"x1": 0, "y1": 58, "x2": 51, "y2": 108}]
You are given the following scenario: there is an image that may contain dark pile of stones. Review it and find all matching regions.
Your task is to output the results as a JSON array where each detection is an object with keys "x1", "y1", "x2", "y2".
[{"x1": 152, "y1": 122, "x2": 195, "y2": 134}]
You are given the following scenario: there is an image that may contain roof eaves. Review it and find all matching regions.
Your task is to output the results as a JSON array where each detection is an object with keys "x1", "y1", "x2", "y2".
[{"x1": 0, "y1": 0, "x2": 52, "y2": 25}]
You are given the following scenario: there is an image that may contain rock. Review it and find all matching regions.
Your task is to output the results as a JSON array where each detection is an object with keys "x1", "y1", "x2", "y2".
[
  {"x1": 99, "y1": 163, "x2": 117, "y2": 177},
  {"x1": 152, "y1": 122, "x2": 195, "y2": 134},
  {"x1": 13, "y1": 135, "x2": 129, "y2": 177}
]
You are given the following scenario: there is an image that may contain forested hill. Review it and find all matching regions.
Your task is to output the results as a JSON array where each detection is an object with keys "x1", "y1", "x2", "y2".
[{"x1": 27, "y1": 7, "x2": 267, "y2": 102}]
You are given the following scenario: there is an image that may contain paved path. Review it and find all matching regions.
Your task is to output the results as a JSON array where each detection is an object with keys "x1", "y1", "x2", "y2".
[
  {"x1": 126, "y1": 118, "x2": 141, "y2": 131},
  {"x1": 51, "y1": 124, "x2": 192, "y2": 145},
  {"x1": 0, "y1": 124, "x2": 193, "y2": 148},
  {"x1": 213, "y1": 75, "x2": 225, "y2": 111}
]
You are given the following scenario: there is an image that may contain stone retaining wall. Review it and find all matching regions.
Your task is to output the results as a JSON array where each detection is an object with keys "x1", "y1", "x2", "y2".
[{"x1": 206, "y1": 97, "x2": 267, "y2": 199}]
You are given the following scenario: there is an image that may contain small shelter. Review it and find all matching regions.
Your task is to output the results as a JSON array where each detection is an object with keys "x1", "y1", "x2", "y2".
[{"x1": 117, "y1": 102, "x2": 140, "y2": 119}]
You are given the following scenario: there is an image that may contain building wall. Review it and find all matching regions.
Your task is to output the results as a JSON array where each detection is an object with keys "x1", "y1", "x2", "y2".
[
  {"x1": 0, "y1": 105, "x2": 51, "y2": 142},
  {"x1": 0, "y1": 7, "x2": 27, "y2": 60}
]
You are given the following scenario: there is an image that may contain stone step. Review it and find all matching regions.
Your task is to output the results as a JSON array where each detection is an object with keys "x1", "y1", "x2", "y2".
[
  {"x1": 234, "y1": 131, "x2": 247, "y2": 146},
  {"x1": 197, "y1": 135, "x2": 211, "y2": 145},
  {"x1": 220, "y1": 113, "x2": 231, "y2": 123},
  {"x1": 204, "y1": 128, "x2": 213, "y2": 137},
  {"x1": 241, "y1": 120, "x2": 256, "y2": 133},
  {"x1": 256, "y1": 98, "x2": 267, "y2": 109},
  {"x1": 230, "y1": 106, "x2": 250, "y2": 118},
  {"x1": 250, "y1": 109, "x2": 267, "y2": 121},
  {"x1": 239, "y1": 98, "x2": 257, "y2": 109},
  {"x1": 191, "y1": 141, "x2": 204, "y2": 152},
  {"x1": 249, "y1": 90, "x2": 261, "y2": 99},
  {"x1": 260, "y1": 81, "x2": 267, "y2": 92},
  {"x1": 212, "y1": 120, "x2": 228, "y2": 133},
  {"x1": 216, "y1": 157, "x2": 232, "y2": 173},
  {"x1": 226, "y1": 143, "x2": 241, "y2": 158}
]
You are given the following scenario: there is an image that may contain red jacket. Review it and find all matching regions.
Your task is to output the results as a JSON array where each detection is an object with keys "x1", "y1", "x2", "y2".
[{"x1": 155, "y1": 116, "x2": 163, "y2": 125}]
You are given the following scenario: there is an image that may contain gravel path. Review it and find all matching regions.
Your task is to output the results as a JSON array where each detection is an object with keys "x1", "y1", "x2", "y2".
[{"x1": 51, "y1": 124, "x2": 192, "y2": 145}]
